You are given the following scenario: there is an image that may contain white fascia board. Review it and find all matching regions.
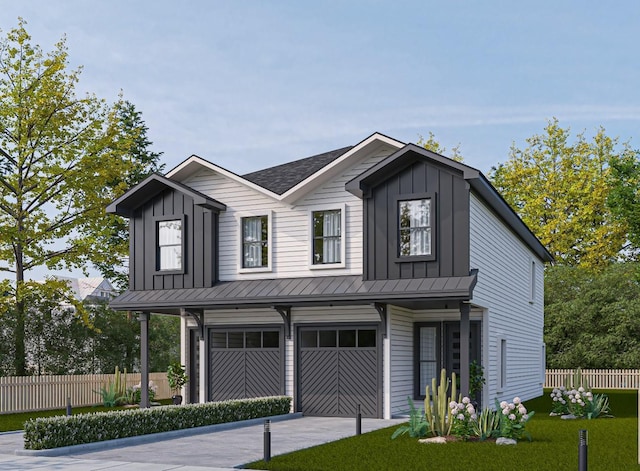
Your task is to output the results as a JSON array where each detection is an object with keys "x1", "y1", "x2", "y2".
[
  {"x1": 166, "y1": 156, "x2": 282, "y2": 201},
  {"x1": 280, "y1": 133, "x2": 405, "y2": 204}
]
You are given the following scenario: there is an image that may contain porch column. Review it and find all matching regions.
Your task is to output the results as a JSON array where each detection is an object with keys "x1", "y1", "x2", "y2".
[
  {"x1": 459, "y1": 302, "x2": 470, "y2": 398},
  {"x1": 199, "y1": 334, "x2": 206, "y2": 403},
  {"x1": 138, "y1": 311, "x2": 151, "y2": 408}
]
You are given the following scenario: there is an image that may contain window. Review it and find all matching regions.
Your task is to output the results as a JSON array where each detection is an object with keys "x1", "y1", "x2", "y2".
[
  {"x1": 242, "y1": 215, "x2": 268, "y2": 268},
  {"x1": 157, "y1": 219, "x2": 182, "y2": 271},
  {"x1": 418, "y1": 325, "x2": 438, "y2": 395},
  {"x1": 529, "y1": 260, "x2": 536, "y2": 303},
  {"x1": 499, "y1": 338, "x2": 507, "y2": 391},
  {"x1": 399, "y1": 198, "x2": 432, "y2": 257},
  {"x1": 312, "y1": 209, "x2": 342, "y2": 264}
]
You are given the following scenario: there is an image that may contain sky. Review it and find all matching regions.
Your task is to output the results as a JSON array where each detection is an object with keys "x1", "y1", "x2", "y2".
[{"x1": 2, "y1": 0, "x2": 640, "y2": 280}]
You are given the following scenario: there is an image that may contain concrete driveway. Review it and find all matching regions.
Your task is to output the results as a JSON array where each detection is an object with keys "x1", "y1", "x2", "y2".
[{"x1": 1, "y1": 416, "x2": 405, "y2": 470}]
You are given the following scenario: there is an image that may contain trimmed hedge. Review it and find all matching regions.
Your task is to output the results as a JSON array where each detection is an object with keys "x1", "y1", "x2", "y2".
[{"x1": 24, "y1": 396, "x2": 292, "y2": 450}]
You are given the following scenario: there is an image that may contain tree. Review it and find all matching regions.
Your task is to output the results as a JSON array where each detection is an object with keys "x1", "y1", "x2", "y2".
[
  {"x1": 490, "y1": 119, "x2": 629, "y2": 269},
  {"x1": 0, "y1": 20, "x2": 162, "y2": 375},
  {"x1": 607, "y1": 147, "x2": 640, "y2": 260},
  {"x1": 417, "y1": 132, "x2": 463, "y2": 162},
  {"x1": 544, "y1": 263, "x2": 640, "y2": 368}
]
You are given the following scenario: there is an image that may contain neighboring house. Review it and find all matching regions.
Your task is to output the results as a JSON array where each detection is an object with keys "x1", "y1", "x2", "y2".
[
  {"x1": 107, "y1": 132, "x2": 553, "y2": 419},
  {"x1": 53, "y1": 277, "x2": 117, "y2": 305}
]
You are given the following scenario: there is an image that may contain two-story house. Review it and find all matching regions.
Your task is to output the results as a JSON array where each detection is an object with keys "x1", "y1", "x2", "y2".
[{"x1": 107, "y1": 132, "x2": 552, "y2": 418}]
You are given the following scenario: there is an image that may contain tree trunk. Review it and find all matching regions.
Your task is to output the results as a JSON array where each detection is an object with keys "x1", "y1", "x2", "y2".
[{"x1": 13, "y1": 242, "x2": 27, "y2": 376}]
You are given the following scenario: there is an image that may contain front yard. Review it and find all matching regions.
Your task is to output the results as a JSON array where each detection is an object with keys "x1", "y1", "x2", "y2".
[{"x1": 247, "y1": 390, "x2": 640, "y2": 471}]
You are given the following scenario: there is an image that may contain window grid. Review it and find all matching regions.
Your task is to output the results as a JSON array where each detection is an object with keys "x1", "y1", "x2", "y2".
[
  {"x1": 312, "y1": 209, "x2": 342, "y2": 264},
  {"x1": 242, "y1": 215, "x2": 268, "y2": 268},
  {"x1": 157, "y1": 219, "x2": 182, "y2": 270},
  {"x1": 399, "y1": 199, "x2": 431, "y2": 257}
]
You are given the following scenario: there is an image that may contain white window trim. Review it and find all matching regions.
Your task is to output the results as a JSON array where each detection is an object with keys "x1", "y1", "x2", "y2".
[
  {"x1": 529, "y1": 259, "x2": 536, "y2": 304},
  {"x1": 308, "y1": 203, "x2": 346, "y2": 270},
  {"x1": 238, "y1": 210, "x2": 273, "y2": 273}
]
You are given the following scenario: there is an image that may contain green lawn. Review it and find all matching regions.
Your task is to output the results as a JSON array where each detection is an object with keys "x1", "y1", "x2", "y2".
[
  {"x1": 247, "y1": 390, "x2": 640, "y2": 471},
  {"x1": 0, "y1": 399, "x2": 173, "y2": 432}
]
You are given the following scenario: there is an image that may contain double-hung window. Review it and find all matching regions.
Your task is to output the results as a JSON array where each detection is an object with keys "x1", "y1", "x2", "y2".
[
  {"x1": 242, "y1": 215, "x2": 269, "y2": 268},
  {"x1": 399, "y1": 198, "x2": 432, "y2": 257},
  {"x1": 312, "y1": 209, "x2": 343, "y2": 265},
  {"x1": 157, "y1": 219, "x2": 183, "y2": 271}
]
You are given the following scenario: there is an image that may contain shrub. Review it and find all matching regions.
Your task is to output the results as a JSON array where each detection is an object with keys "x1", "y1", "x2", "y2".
[
  {"x1": 449, "y1": 397, "x2": 477, "y2": 440},
  {"x1": 497, "y1": 397, "x2": 534, "y2": 441},
  {"x1": 391, "y1": 398, "x2": 429, "y2": 439},
  {"x1": 24, "y1": 396, "x2": 291, "y2": 450}
]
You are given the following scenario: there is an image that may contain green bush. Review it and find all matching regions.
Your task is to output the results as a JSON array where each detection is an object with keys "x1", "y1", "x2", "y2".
[{"x1": 24, "y1": 396, "x2": 291, "y2": 450}]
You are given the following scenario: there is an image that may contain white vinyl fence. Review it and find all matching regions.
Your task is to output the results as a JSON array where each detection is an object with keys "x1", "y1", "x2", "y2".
[
  {"x1": 0, "y1": 372, "x2": 171, "y2": 414},
  {"x1": 545, "y1": 369, "x2": 640, "y2": 389}
]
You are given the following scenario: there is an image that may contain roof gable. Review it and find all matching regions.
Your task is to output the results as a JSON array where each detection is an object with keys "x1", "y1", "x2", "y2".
[
  {"x1": 106, "y1": 173, "x2": 226, "y2": 217},
  {"x1": 346, "y1": 144, "x2": 553, "y2": 263},
  {"x1": 166, "y1": 132, "x2": 405, "y2": 204}
]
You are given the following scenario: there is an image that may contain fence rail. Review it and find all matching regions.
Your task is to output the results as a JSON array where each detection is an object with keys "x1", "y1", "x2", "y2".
[
  {"x1": 545, "y1": 369, "x2": 640, "y2": 389},
  {"x1": 0, "y1": 372, "x2": 171, "y2": 414}
]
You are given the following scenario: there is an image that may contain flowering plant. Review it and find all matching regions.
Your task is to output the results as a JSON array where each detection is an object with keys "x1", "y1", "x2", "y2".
[
  {"x1": 496, "y1": 397, "x2": 534, "y2": 441},
  {"x1": 449, "y1": 397, "x2": 477, "y2": 440},
  {"x1": 549, "y1": 386, "x2": 569, "y2": 415},
  {"x1": 565, "y1": 387, "x2": 592, "y2": 417}
]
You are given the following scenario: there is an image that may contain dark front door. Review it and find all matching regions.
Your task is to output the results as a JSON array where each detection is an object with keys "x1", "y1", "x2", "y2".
[
  {"x1": 297, "y1": 326, "x2": 380, "y2": 418},
  {"x1": 444, "y1": 321, "x2": 481, "y2": 377},
  {"x1": 209, "y1": 328, "x2": 284, "y2": 401}
]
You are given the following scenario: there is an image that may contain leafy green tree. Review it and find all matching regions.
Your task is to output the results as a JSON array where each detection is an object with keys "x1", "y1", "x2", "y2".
[
  {"x1": 607, "y1": 147, "x2": 640, "y2": 260},
  {"x1": 0, "y1": 20, "x2": 162, "y2": 375},
  {"x1": 490, "y1": 119, "x2": 629, "y2": 269},
  {"x1": 417, "y1": 131, "x2": 463, "y2": 162},
  {"x1": 545, "y1": 263, "x2": 640, "y2": 368}
]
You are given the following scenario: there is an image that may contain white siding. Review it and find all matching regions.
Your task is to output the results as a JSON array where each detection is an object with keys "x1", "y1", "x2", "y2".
[
  {"x1": 184, "y1": 151, "x2": 391, "y2": 281},
  {"x1": 389, "y1": 306, "x2": 413, "y2": 416},
  {"x1": 469, "y1": 193, "x2": 545, "y2": 404}
]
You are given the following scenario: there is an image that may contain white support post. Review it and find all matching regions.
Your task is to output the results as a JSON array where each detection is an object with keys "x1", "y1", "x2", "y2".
[{"x1": 383, "y1": 307, "x2": 391, "y2": 419}]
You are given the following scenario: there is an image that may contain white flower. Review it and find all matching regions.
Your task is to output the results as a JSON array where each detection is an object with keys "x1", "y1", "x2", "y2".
[
  {"x1": 466, "y1": 405, "x2": 475, "y2": 414},
  {"x1": 521, "y1": 414, "x2": 529, "y2": 422},
  {"x1": 470, "y1": 413, "x2": 477, "y2": 420},
  {"x1": 553, "y1": 397, "x2": 558, "y2": 402},
  {"x1": 508, "y1": 403, "x2": 515, "y2": 410},
  {"x1": 502, "y1": 408, "x2": 509, "y2": 415},
  {"x1": 578, "y1": 387, "x2": 585, "y2": 393},
  {"x1": 500, "y1": 401, "x2": 508, "y2": 409},
  {"x1": 571, "y1": 399, "x2": 576, "y2": 403},
  {"x1": 513, "y1": 397, "x2": 521, "y2": 405},
  {"x1": 457, "y1": 413, "x2": 465, "y2": 421},
  {"x1": 458, "y1": 403, "x2": 465, "y2": 410},
  {"x1": 449, "y1": 401, "x2": 457, "y2": 409},
  {"x1": 462, "y1": 397, "x2": 470, "y2": 405},
  {"x1": 518, "y1": 405, "x2": 527, "y2": 415},
  {"x1": 508, "y1": 414, "x2": 516, "y2": 421},
  {"x1": 451, "y1": 408, "x2": 457, "y2": 416}
]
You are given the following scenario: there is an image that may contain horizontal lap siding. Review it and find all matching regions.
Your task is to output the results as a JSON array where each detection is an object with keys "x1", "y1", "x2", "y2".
[
  {"x1": 390, "y1": 306, "x2": 413, "y2": 416},
  {"x1": 469, "y1": 193, "x2": 545, "y2": 403},
  {"x1": 184, "y1": 151, "x2": 390, "y2": 281}
]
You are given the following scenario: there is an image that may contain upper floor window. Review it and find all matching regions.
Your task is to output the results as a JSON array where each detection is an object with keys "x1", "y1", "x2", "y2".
[
  {"x1": 242, "y1": 215, "x2": 269, "y2": 268},
  {"x1": 312, "y1": 209, "x2": 342, "y2": 265},
  {"x1": 158, "y1": 219, "x2": 183, "y2": 271},
  {"x1": 399, "y1": 198, "x2": 432, "y2": 257}
]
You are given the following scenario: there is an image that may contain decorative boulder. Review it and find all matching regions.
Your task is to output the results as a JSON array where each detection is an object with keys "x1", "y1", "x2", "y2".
[
  {"x1": 496, "y1": 437, "x2": 517, "y2": 446},
  {"x1": 561, "y1": 414, "x2": 577, "y2": 420}
]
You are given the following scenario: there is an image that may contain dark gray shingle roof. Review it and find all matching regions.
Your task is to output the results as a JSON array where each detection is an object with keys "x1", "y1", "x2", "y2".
[{"x1": 242, "y1": 146, "x2": 353, "y2": 194}]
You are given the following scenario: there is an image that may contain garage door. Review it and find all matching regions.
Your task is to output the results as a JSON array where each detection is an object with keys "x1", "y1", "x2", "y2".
[
  {"x1": 209, "y1": 328, "x2": 284, "y2": 401},
  {"x1": 298, "y1": 326, "x2": 380, "y2": 418}
]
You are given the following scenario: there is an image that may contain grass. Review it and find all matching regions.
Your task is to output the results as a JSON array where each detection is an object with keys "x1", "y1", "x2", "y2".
[
  {"x1": 247, "y1": 390, "x2": 640, "y2": 471},
  {"x1": 0, "y1": 398, "x2": 173, "y2": 432}
]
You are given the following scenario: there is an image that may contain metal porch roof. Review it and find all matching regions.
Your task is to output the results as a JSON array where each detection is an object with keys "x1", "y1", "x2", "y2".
[{"x1": 110, "y1": 273, "x2": 478, "y2": 314}]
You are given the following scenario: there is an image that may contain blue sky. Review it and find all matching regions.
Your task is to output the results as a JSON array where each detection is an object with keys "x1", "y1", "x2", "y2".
[{"x1": 2, "y1": 1, "x2": 640, "y2": 279}]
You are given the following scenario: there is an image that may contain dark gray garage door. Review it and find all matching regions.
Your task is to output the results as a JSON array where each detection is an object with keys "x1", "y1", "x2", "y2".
[
  {"x1": 298, "y1": 326, "x2": 380, "y2": 418},
  {"x1": 209, "y1": 328, "x2": 284, "y2": 401}
]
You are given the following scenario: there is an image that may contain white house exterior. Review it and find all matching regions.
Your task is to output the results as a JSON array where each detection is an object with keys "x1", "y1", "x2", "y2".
[{"x1": 107, "y1": 132, "x2": 552, "y2": 418}]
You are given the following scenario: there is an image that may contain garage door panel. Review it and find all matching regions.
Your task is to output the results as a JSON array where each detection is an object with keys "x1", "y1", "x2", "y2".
[
  {"x1": 300, "y1": 350, "x2": 339, "y2": 416},
  {"x1": 298, "y1": 327, "x2": 380, "y2": 418},
  {"x1": 211, "y1": 350, "x2": 245, "y2": 401},
  {"x1": 338, "y1": 350, "x2": 378, "y2": 417},
  {"x1": 246, "y1": 350, "x2": 281, "y2": 398}
]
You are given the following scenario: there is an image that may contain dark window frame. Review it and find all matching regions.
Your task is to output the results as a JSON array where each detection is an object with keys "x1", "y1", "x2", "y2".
[
  {"x1": 241, "y1": 215, "x2": 269, "y2": 269},
  {"x1": 154, "y1": 214, "x2": 186, "y2": 274},
  {"x1": 413, "y1": 322, "x2": 441, "y2": 399},
  {"x1": 393, "y1": 192, "x2": 437, "y2": 263},
  {"x1": 311, "y1": 209, "x2": 343, "y2": 265}
]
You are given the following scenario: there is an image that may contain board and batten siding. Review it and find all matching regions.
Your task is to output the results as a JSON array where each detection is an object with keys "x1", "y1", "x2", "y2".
[
  {"x1": 469, "y1": 193, "x2": 545, "y2": 404},
  {"x1": 184, "y1": 150, "x2": 391, "y2": 281}
]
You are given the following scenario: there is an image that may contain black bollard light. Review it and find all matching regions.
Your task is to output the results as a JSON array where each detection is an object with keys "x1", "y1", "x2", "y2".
[
  {"x1": 66, "y1": 397, "x2": 72, "y2": 416},
  {"x1": 578, "y1": 429, "x2": 588, "y2": 471},
  {"x1": 264, "y1": 419, "x2": 271, "y2": 463},
  {"x1": 356, "y1": 404, "x2": 362, "y2": 436}
]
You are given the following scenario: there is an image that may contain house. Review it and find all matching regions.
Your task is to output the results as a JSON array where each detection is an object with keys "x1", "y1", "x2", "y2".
[
  {"x1": 107, "y1": 132, "x2": 553, "y2": 418},
  {"x1": 53, "y1": 277, "x2": 117, "y2": 304}
]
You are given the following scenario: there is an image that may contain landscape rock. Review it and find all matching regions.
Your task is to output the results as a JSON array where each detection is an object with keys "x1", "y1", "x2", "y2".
[
  {"x1": 496, "y1": 437, "x2": 517, "y2": 446},
  {"x1": 419, "y1": 436, "x2": 447, "y2": 444},
  {"x1": 561, "y1": 414, "x2": 577, "y2": 420}
]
